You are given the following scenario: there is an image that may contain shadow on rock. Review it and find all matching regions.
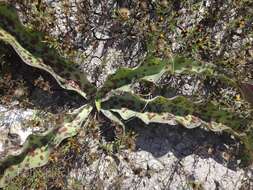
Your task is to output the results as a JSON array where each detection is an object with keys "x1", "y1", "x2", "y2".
[{"x1": 127, "y1": 120, "x2": 243, "y2": 171}]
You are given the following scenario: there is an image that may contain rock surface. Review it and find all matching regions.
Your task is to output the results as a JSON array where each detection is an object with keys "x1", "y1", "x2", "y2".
[
  {"x1": 0, "y1": 104, "x2": 35, "y2": 157},
  {"x1": 0, "y1": 104, "x2": 54, "y2": 160},
  {"x1": 68, "y1": 123, "x2": 253, "y2": 190}
]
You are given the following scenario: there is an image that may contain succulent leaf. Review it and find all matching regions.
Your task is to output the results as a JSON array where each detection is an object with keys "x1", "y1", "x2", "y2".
[
  {"x1": 0, "y1": 27, "x2": 92, "y2": 99},
  {"x1": 110, "y1": 108, "x2": 236, "y2": 133},
  {"x1": 97, "y1": 56, "x2": 216, "y2": 104},
  {"x1": 101, "y1": 92, "x2": 251, "y2": 132},
  {"x1": 0, "y1": 4, "x2": 96, "y2": 98},
  {"x1": 96, "y1": 56, "x2": 168, "y2": 99},
  {"x1": 0, "y1": 104, "x2": 92, "y2": 188},
  {"x1": 101, "y1": 109, "x2": 126, "y2": 131},
  {"x1": 0, "y1": 5, "x2": 95, "y2": 186}
]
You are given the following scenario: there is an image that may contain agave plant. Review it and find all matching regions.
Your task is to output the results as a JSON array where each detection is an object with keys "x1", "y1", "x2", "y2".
[{"x1": 0, "y1": 3, "x2": 252, "y2": 188}]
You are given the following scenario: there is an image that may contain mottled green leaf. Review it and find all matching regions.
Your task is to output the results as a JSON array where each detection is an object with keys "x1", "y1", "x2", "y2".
[
  {"x1": 96, "y1": 56, "x2": 168, "y2": 99},
  {"x1": 0, "y1": 27, "x2": 92, "y2": 99},
  {"x1": 0, "y1": 104, "x2": 93, "y2": 188},
  {"x1": 110, "y1": 108, "x2": 237, "y2": 133},
  {"x1": 98, "y1": 56, "x2": 217, "y2": 102},
  {"x1": 0, "y1": 4, "x2": 96, "y2": 98},
  {"x1": 101, "y1": 109, "x2": 125, "y2": 132},
  {"x1": 101, "y1": 92, "x2": 250, "y2": 131}
]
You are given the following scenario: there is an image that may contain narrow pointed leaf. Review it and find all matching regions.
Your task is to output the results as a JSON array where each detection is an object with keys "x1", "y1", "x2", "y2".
[
  {"x1": 0, "y1": 104, "x2": 93, "y2": 188},
  {"x1": 110, "y1": 108, "x2": 236, "y2": 134},
  {"x1": 98, "y1": 56, "x2": 216, "y2": 102},
  {"x1": 0, "y1": 27, "x2": 93, "y2": 99},
  {"x1": 96, "y1": 56, "x2": 168, "y2": 99},
  {"x1": 0, "y1": 4, "x2": 96, "y2": 98},
  {"x1": 101, "y1": 92, "x2": 251, "y2": 132},
  {"x1": 101, "y1": 109, "x2": 126, "y2": 131}
]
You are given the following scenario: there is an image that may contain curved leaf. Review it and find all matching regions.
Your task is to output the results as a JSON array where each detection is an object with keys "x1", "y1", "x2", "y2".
[
  {"x1": 101, "y1": 109, "x2": 126, "y2": 132},
  {"x1": 101, "y1": 92, "x2": 251, "y2": 132},
  {"x1": 0, "y1": 27, "x2": 93, "y2": 99},
  {"x1": 0, "y1": 4, "x2": 96, "y2": 98},
  {"x1": 0, "y1": 104, "x2": 93, "y2": 188},
  {"x1": 98, "y1": 55, "x2": 220, "y2": 103},
  {"x1": 110, "y1": 108, "x2": 240, "y2": 134},
  {"x1": 96, "y1": 56, "x2": 168, "y2": 99}
]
